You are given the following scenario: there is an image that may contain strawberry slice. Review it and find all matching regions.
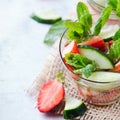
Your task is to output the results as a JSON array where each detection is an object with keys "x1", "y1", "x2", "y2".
[
  {"x1": 111, "y1": 61, "x2": 120, "y2": 72},
  {"x1": 62, "y1": 40, "x2": 79, "y2": 57},
  {"x1": 37, "y1": 79, "x2": 65, "y2": 112},
  {"x1": 80, "y1": 37, "x2": 106, "y2": 52},
  {"x1": 63, "y1": 58, "x2": 74, "y2": 71},
  {"x1": 108, "y1": 40, "x2": 113, "y2": 47}
]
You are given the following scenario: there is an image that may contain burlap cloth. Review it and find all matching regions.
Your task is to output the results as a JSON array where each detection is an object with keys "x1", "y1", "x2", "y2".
[{"x1": 27, "y1": 40, "x2": 120, "y2": 120}]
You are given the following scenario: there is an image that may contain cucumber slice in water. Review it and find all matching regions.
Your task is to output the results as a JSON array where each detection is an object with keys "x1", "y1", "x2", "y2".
[
  {"x1": 82, "y1": 71, "x2": 120, "y2": 82},
  {"x1": 63, "y1": 96, "x2": 87, "y2": 119},
  {"x1": 99, "y1": 24, "x2": 119, "y2": 40},
  {"x1": 78, "y1": 46, "x2": 114, "y2": 69},
  {"x1": 31, "y1": 10, "x2": 62, "y2": 24}
]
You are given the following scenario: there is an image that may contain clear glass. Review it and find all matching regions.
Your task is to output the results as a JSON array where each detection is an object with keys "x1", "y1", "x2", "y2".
[
  {"x1": 87, "y1": 0, "x2": 120, "y2": 20},
  {"x1": 59, "y1": 18, "x2": 120, "y2": 105}
]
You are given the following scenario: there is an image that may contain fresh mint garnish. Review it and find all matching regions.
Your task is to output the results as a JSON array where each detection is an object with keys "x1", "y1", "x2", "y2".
[
  {"x1": 64, "y1": 2, "x2": 92, "y2": 43},
  {"x1": 44, "y1": 20, "x2": 67, "y2": 45},
  {"x1": 107, "y1": 0, "x2": 120, "y2": 17},
  {"x1": 56, "y1": 72, "x2": 65, "y2": 83},
  {"x1": 64, "y1": 20, "x2": 84, "y2": 43},
  {"x1": 113, "y1": 29, "x2": 120, "y2": 41},
  {"x1": 108, "y1": 39, "x2": 120, "y2": 62},
  {"x1": 74, "y1": 64, "x2": 95, "y2": 78},
  {"x1": 77, "y1": 2, "x2": 92, "y2": 34},
  {"x1": 65, "y1": 53, "x2": 96, "y2": 77},
  {"x1": 93, "y1": 6, "x2": 112, "y2": 35}
]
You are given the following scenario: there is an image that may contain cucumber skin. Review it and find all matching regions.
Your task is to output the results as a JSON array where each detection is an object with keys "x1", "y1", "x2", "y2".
[
  {"x1": 104, "y1": 37, "x2": 112, "y2": 42},
  {"x1": 31, "y1": 14, "x2": 62, "y2": 24},
  {"x1": 63, "y1": 102, "x2": 87, "y2": 119},
  {"x1": 78, "y1": 45, "x2": 114, "y2": 69}
]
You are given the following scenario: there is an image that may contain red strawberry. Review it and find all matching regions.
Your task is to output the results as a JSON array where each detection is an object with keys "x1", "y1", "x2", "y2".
[
  {"x1": 111, "y1": 61, "x2": 120, "y2": 72},
  {"x1": 62, "y1": 40, "x2": 79, "y2": 57},
  {"x1": 80, "y1": 37, "x2": 106, "y2": 52},
  {"x1": 108, "y1": 40, "x2": 113, "y2": 47},
  {"x1": 37, "y1": 79, "x2": 65, "y2": 112}
]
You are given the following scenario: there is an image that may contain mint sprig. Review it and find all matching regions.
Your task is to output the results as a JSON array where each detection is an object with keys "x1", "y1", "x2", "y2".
[
  {"x1": 74, "y1": 64, "x2": 95, "y2": 78},
  {"x1": 44, "y1": 20, "x2": 67, "y2": 45},
  {"x1": 113, "y1": 29, "x2": 120, "y2": 41},
  {"x1": 107, "y1": 0, "x2": 120, "y2": 17},
  {"x1": 93, "y1": 6, "x2": 112, "y2": 35},
  {"x1": 77, "y1": 2, "x2": 92, "y2": 34},
  {"x1": 65, "y1": 53, "x2": 96, "y2": 77},
  {"x1": 108, "y1": 39, "x2": 120, "y2": 63},
  {"x1": 64, "y1": 2, "x2": 92, "y2": 43}
]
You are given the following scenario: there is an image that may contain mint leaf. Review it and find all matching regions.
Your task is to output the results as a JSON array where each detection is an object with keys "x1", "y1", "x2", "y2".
[
  {"x1": 44, "y1": 20, "x2": 67, "y2": 45},
  {"x1": 64, "y1": 20, "x2": 84, "y2": 34},
  {"x1": 77, "y1": 2, "x2": 92, "y2": 33},
  {"x1": 113, "y1": 29, "x2": 120, "y2": 41},
  {"x1": 64, "y1": 20, "x2": 84, "y2": 43},
  {"x1": 108, "y1": 39, "x2": 120, "y2": 62},
  {"x1": 116, "y1": 0, "x2": 120, "y2": 17},
  {"x1": 107, "y1": 0, "x2": 117, "y2": 9},
  {"x1": 93, "y1": 6, "x2": 112, "y2": 35},
  {"x1": 65, "y1": 53, "x2": 96, "y2": 77},
  {"x1": 74, "y1": 64, "x2": 95, "y2": 78},
  {"x1": 67, "y1": 30, "x2": 82, "y2": 43},
  {"x1": 65, "y1": 53, "x2": 93, "y2": 69},
  {"x1": 64, "y1": 2, "x2": 92, "y2": 43},
  {"x1": 107, "y1": 0, "x2": 120, "y2": 17},
  {"x1": 56, "y1": 72, "x2": 65, "y2": 83}
]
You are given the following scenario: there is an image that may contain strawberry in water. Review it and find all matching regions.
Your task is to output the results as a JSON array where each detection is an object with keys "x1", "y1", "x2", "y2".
[
  {"x1": 62, "y1": 40, "x2": 79, "y2": 57},
  {"x1": 37, "y1": 73, "x2": 65, "y2": 112},
  {"x1": 79, "y1": 37, "x2": 106, "y2": 52}
]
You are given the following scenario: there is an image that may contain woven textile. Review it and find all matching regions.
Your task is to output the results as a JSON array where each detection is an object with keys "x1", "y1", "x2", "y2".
[{"x1": 28, "y1": 41, "x2": 120, "y2": 120}]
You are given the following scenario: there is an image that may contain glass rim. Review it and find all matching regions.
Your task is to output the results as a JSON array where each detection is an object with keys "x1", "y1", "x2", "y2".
[
  {"x1": 87, "y1": 0, "x2": 120, "y2": 18},
  {"x1": 59, "y1": 29, "x2": 120, "y2": 84}
]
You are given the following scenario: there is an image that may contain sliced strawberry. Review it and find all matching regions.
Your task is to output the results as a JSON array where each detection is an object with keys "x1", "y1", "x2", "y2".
[
  {"x1": 108, "y1": 40, "x2": 113, "y2": 47},
  {"x1": 63, "y1": 58, "x2": 74, "y2": 71},
  {"x1": 62, "y1": 40, "x2": 79, "y2": 57},
  {"x1": 80, "y1": 37, "x2": 106, "y2": 52},
  {"x1": 37, "y1": 80, "x2": 64, "y2": 112},
  {"x1": 111, "y1": 61, "x2": 120, "y2": 72},
  {"x1": 68, "y1": 70, "x2": 80, "y2": 81}
]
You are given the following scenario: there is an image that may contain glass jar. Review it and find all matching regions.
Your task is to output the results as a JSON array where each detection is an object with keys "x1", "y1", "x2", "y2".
[{"x1": 59, "y1": 16, "x2": 120, "y2": 105}]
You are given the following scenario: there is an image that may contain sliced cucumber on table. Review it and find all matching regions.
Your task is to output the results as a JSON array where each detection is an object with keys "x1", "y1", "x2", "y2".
[
  {"x1": 63, "y1": 96, "x2": 87, "y2": 119},
  {"x1": 31, "y1": 10, "x2": 62, "y2": 24},
  {"x1": 78, "y1": 46, "x2": 114, "y2": 69}
]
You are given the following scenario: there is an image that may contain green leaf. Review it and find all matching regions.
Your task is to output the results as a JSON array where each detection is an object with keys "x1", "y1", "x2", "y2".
[
  {"x1": 116, "y1": 0, "x2": 120, "y2": 17},
  {"x1": 77, "y1": 2, "x2": 92, "y2": 32},
  {"x1": 93, "y1": 6, "x2": 112, "y2": 35},
  {"x1": 44, "y1": 20, "x2": 67, "y2": 45},
  {"x1": 65, "y1": 53, "x2": 93, "y2": 69},
  {"x1": 74, "y1": 64, "x2": 95, "y2": 78},
  {"x1": 113, "y1": 29, "x2": 120, "y2": 41},
  {"x1": 56, "y1": 72, "x2": 65, "y2": 83},
  {"x1": 108, "y1": 39, "x2": 120, "y2": 62},
  {"x1": 107, "y1": 0, "x2": 120, "y2": 17},
  {"x1": 67, "y1": 30, "x2": 82, "y2": 43},
  {"x1": 64, "y1": 21, "x2": 84, "y2": 34},
  {"x1": 107, "y1": 0, "x2": 117, "y2": 9},
  {"x1": 64, "y1": 20, "x2": 84, "y2": 43}
]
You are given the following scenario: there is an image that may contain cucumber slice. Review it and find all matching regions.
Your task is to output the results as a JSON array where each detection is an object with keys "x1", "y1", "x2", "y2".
[
  {"x1": 78, "y1": 46, "x2": 114, "y2": 69},
  {"x1": 63, "y1": 96, "x2": 87, "y2": 119},
  {"x1": 31, "y1": 10, "x2": 62, "y2": 24},
  {"x1": 82, "y1": 71, "x2": 120, "y2": 82},
  {"x1": 98, "y1": 24, "x2": 119, "y2": 40}
]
